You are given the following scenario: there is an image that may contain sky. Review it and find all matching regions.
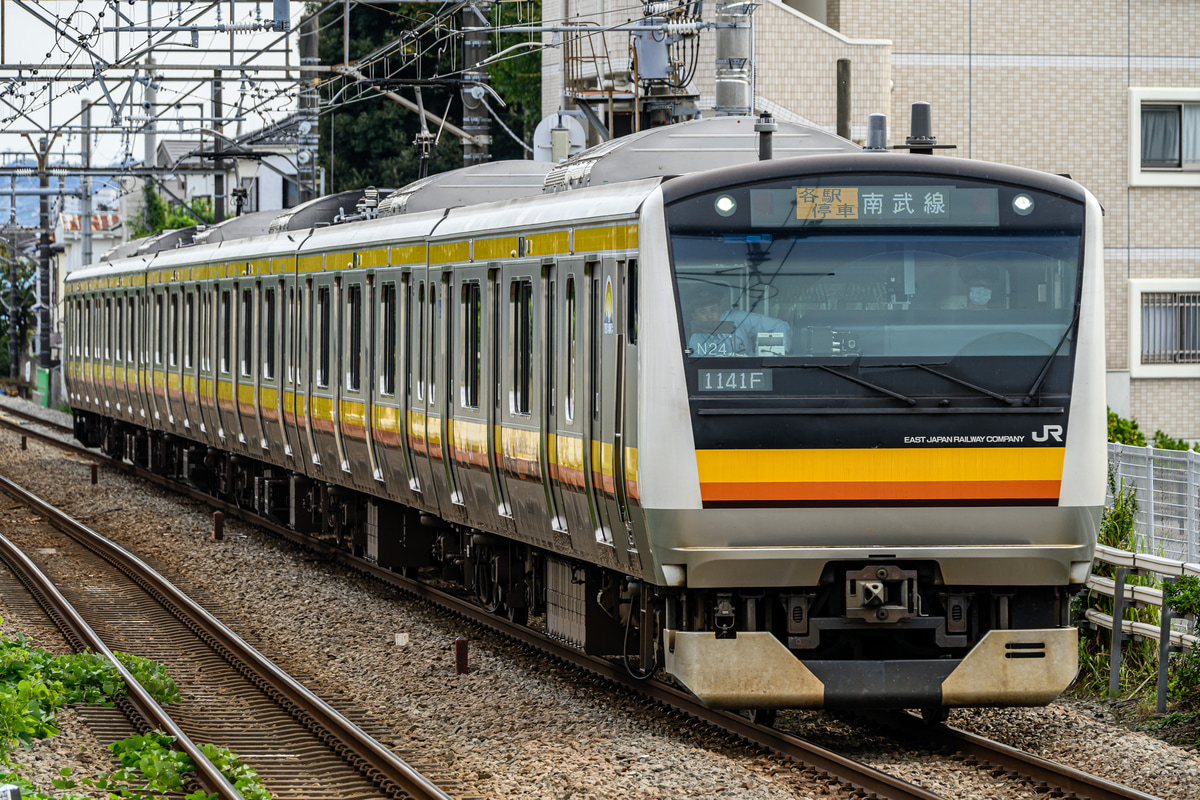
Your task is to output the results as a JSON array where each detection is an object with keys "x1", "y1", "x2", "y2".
[{"x1": 0, "y1": 1, "x2": 310, "y2": 169}]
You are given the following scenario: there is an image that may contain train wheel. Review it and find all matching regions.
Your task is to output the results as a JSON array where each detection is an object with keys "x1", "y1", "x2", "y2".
[
  {"x1": 747, "y1": 708, "x2": 778, "y2": 727},
  {"x1": 920, "y1": 706, "x2": 949, "y2": 725},
  {"x1": 505, "y1": 603, "x2": 528, "y2": 625}
]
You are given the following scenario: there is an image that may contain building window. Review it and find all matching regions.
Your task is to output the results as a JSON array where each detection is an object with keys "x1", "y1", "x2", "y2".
[
  {"x1": 1130, "y1": 89, "x2": 1200, "y2": 186},
  {"x1": 1130, "y1": 280, "x2": 1200, "y2": 378}
]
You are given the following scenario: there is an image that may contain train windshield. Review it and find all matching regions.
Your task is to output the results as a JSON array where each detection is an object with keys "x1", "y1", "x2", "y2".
[{"x1": 667, "y1": 176, "x2": 1084, "y2": 361}]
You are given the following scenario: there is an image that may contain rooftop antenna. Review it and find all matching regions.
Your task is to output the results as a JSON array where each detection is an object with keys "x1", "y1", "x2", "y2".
[
  {"x1": 892, "y1": 101, "x2": 955, "y2": 155},
  {"x1": 864, "y1": 113, "x2": 889, "y2": 152}
]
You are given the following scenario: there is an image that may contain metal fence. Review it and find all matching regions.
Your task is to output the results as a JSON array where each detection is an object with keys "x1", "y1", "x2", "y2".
[{"x1": 1107, "y1": 442, "x2": 1200, "y2": 563}]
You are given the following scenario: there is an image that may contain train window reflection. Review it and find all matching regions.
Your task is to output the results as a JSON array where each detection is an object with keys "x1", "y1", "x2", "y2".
[
  {"x1": 317, "y1": 286, "x2": 331, "y2": 388},
  {"x1": 673, "y1": 233, "x2": 1080, "y2": 360}
]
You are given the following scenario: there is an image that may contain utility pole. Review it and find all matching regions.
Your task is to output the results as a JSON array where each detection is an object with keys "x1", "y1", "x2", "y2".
[
  {"x1": 36, "y1": 136, "x2": 50, "y2": 370},
  {"x1": 81, "y1": 101, "x2": 93, "y2": 269},
  {"x1": 461, "y1": 1, "x2": 491, "y2": 166},
  {"x1": 7, "y1": 239, "x2": 16, "y2": 379},
  {"x1": 299, "y1": 15, "x2": 319, "y2": 203},
  {"x1": 213, "y1": 73, "x2": 225, "y2": 223},
  {"x1": 144, "y1": 57, "x2": 157, "y2": 168}
]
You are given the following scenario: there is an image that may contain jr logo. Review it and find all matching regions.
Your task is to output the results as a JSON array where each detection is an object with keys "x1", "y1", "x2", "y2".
[{"x1": 1032, "y1": 424, "x2": 1064, "y2": 443}]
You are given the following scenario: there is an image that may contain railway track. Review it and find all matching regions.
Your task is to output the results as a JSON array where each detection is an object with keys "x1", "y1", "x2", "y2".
[
  {"x1": 0, "y1": 400, "x2": 1169, "y2": 800},
  {"x1": 0, "y1": 471, "x2": 458, "y2": 800}
]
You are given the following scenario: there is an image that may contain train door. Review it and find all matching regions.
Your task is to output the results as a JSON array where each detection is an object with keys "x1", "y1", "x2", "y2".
[
  {"x1": 585, "y1": 259, "x2": 631, "y2": 566},
  {"x1": 370, "y1": 269, "x2": 411, "y2": 504},
  {"x1": 405, "y1": 275, "x2": 439, "y2": 510},
  {"x1": 148, "y1": 289, "x2": 164, "y2": 424},
  {"x1": 309, "y1": 272, "x2": 342, "y2": 473},
  {"x1": 553, "y1": 263, "x2": 593, "y2": 551},
  {"x1": 486, "y1": 268, "x2": 514, "y2": 525},
  {"x1": 598, "y1": 257, "x2": 635, "y2": 564},
  {"x1": 299, "y1": 276, "x2": 321, "y2": 476},
  {"x1": 130, "y1": 293, "x2": 148, "y2": 423},
  {"x1": 448, "y1": 268, "x2": 500, "y2": 530},
  {"x1": 259, "y1": 280, "x2": 282, "y2": 458},
  {"x1": 237, "y1": 280, "x2": 264, "y2": 454},
  {"x1": 280, "y1": 268, "x2": 308, "y2": 469},
  {"x1": 500, "y1": 265, "x2": 555, "y2": 546},
  {"x1": 339, "y1": 271, "x2": 374, "y2": 490},
  {"x1": 112, "y1": 291, "x2": 129, "y2": 419},
  {"x1": 278, "y1": 271, "x2": 301, "y2": 465},
  {"x1": 195, "y1": 284, "x2": 215, "y2": 442},
  {"x1": 181, "y1": 286, "x2": 202, "y2": 435},
  {"x1": 164, "y1": 286, "x2": 186, "y2": 432},
  {"x1": 435, "y1": 268, "x2": 468, "y2": 523},
  {"x1": 542, "y1": 268, "x2": 569, "y2": 537}
]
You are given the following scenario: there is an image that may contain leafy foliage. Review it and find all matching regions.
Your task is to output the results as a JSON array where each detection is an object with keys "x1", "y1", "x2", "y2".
[
  {"x1": 315, "y1": 1, "x2": 543, "y2": 193},
  {"x1": 1150, "y1": 429, "x2": 1200, "y2": 452},
  {"x1": 83, "y1": 732, "x2": 271, "y2": 800},
  {"x1": 1108, "y1": 408, "x2": 1147, "y2": 446},
  {"x1": 0, "y1": 240, "x2": 35, "y2": 379},
  {"x1": 127, "y1": 183, "x2": 215, "y2": 240},
  {"x1": 1164, "y1": 576, "x2": 1200, "y2": 618}
]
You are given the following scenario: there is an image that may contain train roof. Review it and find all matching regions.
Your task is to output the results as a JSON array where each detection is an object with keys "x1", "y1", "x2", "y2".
[
  {"x1": 377, "y1": 161, "x2": 553, "y2": 218},
  {"x1": 543, "y1": 115, "x2": 859, "y2": 193}
]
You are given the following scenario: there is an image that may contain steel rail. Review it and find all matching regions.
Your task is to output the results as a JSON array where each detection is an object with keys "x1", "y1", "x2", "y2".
[
  {"x1": 876, "y1": 711, "x2": 1164, "y2": 800},
  {"x1": 0, "y1": 488, "x2": 244, "y2": 800},
  {"x1": 0, "y1": 471, "x2": 454, "y2": 800},
  {"x1": 4, "y1": 410, "x2": 1150, "y2": 800}
]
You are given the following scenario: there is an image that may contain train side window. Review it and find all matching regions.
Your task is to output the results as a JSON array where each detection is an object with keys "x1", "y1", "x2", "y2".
[
  {"x1": 286, "y1": 286, "x2": 295, "y2": 386},
  {"x1": 547, "y1": 278, "x2": 555, "y2": 414},
  {"x1": 511, "y1": 278, "x2": 533, "y2": 415},
  {"x1": 241, "y1": 289, "x2": 253, "y2": 378},
  {"x1": 566, "y1": 275, "x2": 576, "y2": 422},
  {"x1": 627, "y1": 259, "x2": 638, "y2": 344},
  {"x1": 461, "y1": 280, "x2": 480, "y2": 408},
  {"x1": 315, "y1": 286, "x2": 329, "y2": 388},
  {"x1": 104, "y1": 298, "x2": 112, "y2": 359},
  {"x1": 154, "y1": 294, "x2": 164, "y2": 365},
  {"x1": 128, "y1": 297, "x2": 137, "y2": 363},
  {"x1": 169, "y1": 293, "x2": 179, "y2": 368},
  {"x1": 591, "y1": 277, "x2": 600, "y2": 421},
  {"x1": 184, "y1": 291, "x2": 195, "y2": 369},
  {"x1": 429, "y1": 283, "x2": 438, "y2": 404},
  {"x1": 264, "y1": 288, "x2": 277, "y2": 380},
  {"x1": 417, "y1": 281, "x2": 425, "y2": 401},
  {"x1": 382, "y1": 282, "x2": 396, "y2": 396},
  {"x1": 220, "y1": 290, "x2": 231, "y2": 373},
  {"x1": 115, "y1": 297, "x2": 124, "y2": 363},
  {"x1": 346, "y1": 283, "x2": 362, "y2": 391}
]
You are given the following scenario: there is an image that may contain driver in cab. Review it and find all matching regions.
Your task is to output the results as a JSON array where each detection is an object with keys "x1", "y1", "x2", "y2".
[{"x1": 686, "y1": 285, "x2": 791, "y2": 357}]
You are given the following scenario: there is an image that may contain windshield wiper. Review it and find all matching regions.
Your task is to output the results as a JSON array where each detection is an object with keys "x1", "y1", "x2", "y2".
[
  {"x1": 811, "y1": 364, "x2": 916, "y2": 406},
  {"x1": 1022, "y1": 317, "x2": 1076, "y2": 406},
  {"x1": 868, "y1": 362, "x2": 1019, "y2": 405}
]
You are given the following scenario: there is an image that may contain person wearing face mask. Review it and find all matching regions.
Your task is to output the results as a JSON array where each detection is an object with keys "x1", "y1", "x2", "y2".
[{"x1": 959, "y1": 265, "x2": 999, "y2": 310}]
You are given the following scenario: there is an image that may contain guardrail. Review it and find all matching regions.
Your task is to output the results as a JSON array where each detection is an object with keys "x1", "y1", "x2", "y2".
[{"x1": 1085, "y1": 544, "x2": 1197, "y2": 711}]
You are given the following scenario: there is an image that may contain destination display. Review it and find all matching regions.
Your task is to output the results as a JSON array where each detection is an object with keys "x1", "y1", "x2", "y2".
[{"x1": 749, "y1": 186, "x2": 1001, "y2": 228}]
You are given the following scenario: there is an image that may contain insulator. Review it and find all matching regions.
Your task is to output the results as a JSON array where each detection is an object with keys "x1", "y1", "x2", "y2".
[
  {"x1": 645, "y1": 1, "x2": 675, "y2": 14},
  {"x1": 665, "y1": 20, "x2": 700, "y2": 35}
]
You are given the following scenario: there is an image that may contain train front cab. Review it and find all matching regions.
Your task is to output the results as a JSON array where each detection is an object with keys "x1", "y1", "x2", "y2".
[{"x1": 637, "y1": 155, "x2": 1107, "y2": 711}]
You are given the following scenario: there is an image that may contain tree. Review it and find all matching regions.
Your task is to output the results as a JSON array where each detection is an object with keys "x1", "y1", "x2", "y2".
[
  {"x1": 313, "y1": 1, "x2": 542, "y2": 193},
  {"x1": 126, "y1": 182, "x2": 216, "y2": 241},
  {"x1": 0, "y1": 242, "x2": 35, "y2": 380}
]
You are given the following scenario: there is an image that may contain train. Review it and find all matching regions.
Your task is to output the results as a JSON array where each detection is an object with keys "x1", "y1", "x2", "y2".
[{"x1": 62, "y1": 115, "x2": 1105, "y2": 718}]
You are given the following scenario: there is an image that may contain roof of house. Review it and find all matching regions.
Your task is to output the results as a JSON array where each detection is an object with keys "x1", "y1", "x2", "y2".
[{"x1": 59, "y1": 213, "x2": 121, "y2": 232}]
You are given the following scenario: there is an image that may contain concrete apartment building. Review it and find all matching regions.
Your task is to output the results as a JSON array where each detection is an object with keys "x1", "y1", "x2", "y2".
[{"x1": 540, "y1": 0, "x2": 1200, "y2": 437}]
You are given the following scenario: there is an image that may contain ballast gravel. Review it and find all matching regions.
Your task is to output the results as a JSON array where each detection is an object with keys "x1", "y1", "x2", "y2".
[{"x1": 0, "y1": 396, "x2": 1198, "y2": 799}]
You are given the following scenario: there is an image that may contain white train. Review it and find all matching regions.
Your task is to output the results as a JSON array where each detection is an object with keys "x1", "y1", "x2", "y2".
[{"x1": 64, "y1": 116, "x2": 1105, "y2": 717}]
